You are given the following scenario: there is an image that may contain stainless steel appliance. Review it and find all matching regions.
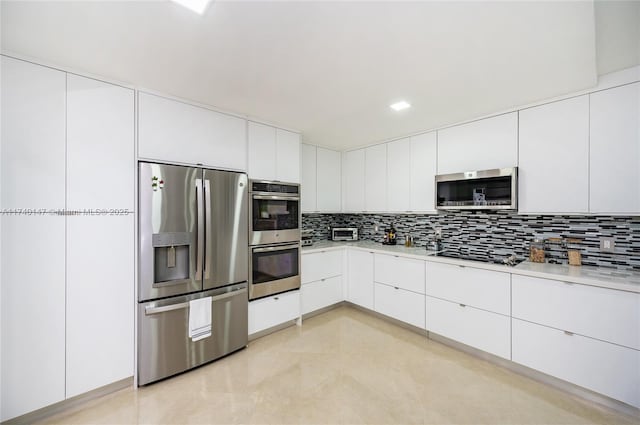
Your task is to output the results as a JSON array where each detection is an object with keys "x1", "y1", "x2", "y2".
[
  {"x1": 249, "y1": 242, "x2": 301, "y2": 300},
  {"x1": 138, "y1": 162, "x2": 248, "y2": 386},
  {"x1": 435, "y1": 167, "x2": 518, "y2": 210},
  {"x1": 301, "y1": 229, "x2": 314, "y2": 246},
  {"x1": 249, "y1": 180, "x2": 300, "y2": 245},
  {"x1": 331, "y1": 227, "x2": 358, "y2": 241}
]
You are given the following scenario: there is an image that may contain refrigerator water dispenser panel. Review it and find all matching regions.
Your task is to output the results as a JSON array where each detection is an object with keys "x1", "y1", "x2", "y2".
[{"x1": 152, "y1": 232, "x2": 192, "y2": 284}]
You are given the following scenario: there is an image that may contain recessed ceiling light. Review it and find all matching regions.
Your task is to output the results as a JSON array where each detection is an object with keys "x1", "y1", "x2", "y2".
[
  {"x1": 170, "y1": 0, "x2": 212, "y2": 15},
  {"x1": 390, "y1": 101, "x2": 411, "y2": 111}
]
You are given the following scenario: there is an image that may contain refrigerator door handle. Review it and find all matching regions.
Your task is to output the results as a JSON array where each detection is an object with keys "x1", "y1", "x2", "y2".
[
  {"x1": 204, "y1": 179, "x2": 212, "y2": 280},
  {"x1": 195, "y1": 178, "x2": 204, "y2": 281},
  {"x1": 145, "y1": 288, "x2": 248, "y2": 315}
]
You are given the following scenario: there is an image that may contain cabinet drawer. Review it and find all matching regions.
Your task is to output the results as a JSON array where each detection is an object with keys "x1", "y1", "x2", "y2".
[
  {"x1": 374, "y1": 283, "x2": 425, "y2": 329},
  {"x1": 512, "y1": 319, "x2": 640, "y2": 408},
  {"x1": 512, "y1": 275, "x2": 640, "y2": 350},
  {"x1": 302, "y1": 276, "x2": 342, "y2": 315},
  {"x1": 248, "y1": 290, "x2": 300, "y2": 335},
  {"x1": 426, "y1": 296, "x2": 510, "y2": 359},
  {"x1": 302, "y1": 250, "x2": 343, "y2": 284},
  {"x1": 426, "y1": 262, "x2": 510, "y2": 315},
  {"x1": 374, "y1": 254, "x2": 425, "y2": 294}
]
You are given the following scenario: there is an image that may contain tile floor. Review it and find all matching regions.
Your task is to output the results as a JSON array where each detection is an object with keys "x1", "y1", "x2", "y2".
[{"x1": 38, "y1": 306, "x2": 637, "y2": 424}]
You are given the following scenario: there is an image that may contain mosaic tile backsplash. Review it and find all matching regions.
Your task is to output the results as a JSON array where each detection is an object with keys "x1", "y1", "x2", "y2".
[{"x1": 302, "y1": 212, "x2": 640, "y2": 271}]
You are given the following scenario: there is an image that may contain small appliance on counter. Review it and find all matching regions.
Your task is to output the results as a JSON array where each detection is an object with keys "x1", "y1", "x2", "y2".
[
  {"x1": 383, "y1": 225, "x2": 397, "y2": 245},
  {"x1": 301, "y1": 229, "x2": 314, "y2": 246},
  {"x1": 331, "y1": 227, "x2": 358, "y2": 241}
]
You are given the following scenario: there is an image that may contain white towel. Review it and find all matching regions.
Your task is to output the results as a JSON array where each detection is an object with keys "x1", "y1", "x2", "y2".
[{"x1": 188, "y1": 297, "x2": 212, "y2": 342}]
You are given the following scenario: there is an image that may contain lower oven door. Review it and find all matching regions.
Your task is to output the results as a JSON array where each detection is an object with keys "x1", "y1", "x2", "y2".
[
  {"x1": 137, "y1": 282, "x2": 248, "y2": 386},
  {"x1": 250, "y1": 243, "x2": 301, "y2": 300}
]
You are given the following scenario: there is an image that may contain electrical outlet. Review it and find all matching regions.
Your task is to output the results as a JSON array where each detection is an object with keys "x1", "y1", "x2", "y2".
[
  {"x1": 600, "y1": 237, "x2": 615, "y2": 252},
  {"x1": 435, "y1": 227, "x2": 442, "y2": 238},
  {"x1": 374, "y1": 224, "x2": 379, "y2": 232}
]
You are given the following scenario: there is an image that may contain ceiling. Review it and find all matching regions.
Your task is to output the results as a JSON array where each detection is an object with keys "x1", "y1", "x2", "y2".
[{"x1": 1, "y1": 1, "x2": 638, "y2": 151}]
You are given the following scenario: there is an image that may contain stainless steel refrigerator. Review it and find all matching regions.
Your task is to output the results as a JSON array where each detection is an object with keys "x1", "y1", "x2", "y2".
[{"x1": 137, "y1": 162, "x2": 248, "y2": 386}]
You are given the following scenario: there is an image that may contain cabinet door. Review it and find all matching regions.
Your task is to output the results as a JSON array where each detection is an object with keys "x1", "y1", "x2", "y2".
[
  {"x1": 276, "y1": 128, "x2": 301, "y2": 183},
  {"x1": 67, "y1": 75, "x2": 134, "y2": 210},
  {"x1": 374, "y1": 283, "x2": 425, "y2": 329},
  {"x1": 374, "y1": 254, "x2": 425, "y2": 294},
  {"x1": 386, "y1": 138, "x2": 411, "y2": 212},
  {"x1": 512, "y1": 275, "x2": 640, "y2": 350},
  {"x1": 347, "y1": 250, "x2": 374, "y2": 309},
  {"x1": 1, "y1": 56, "x2": 66, "y2": 210},
  {"x1": 1, "y1": 216, "x2": 66, "y2": 421},
  {"x1": 410, "y1": 132, "x2": 437, "y2": 212},
  {"x1": 302, "y1": 276, "x2": 343, "y2": 315},
  {"x1": 365, "y1": 144, "x2": 387, "y2": 212},
  {"x1": 138, "y1": 92, "x2": 246, "y2": 170},
  {"x1": 66, "y1": 215, "x2": 134, "y2": 397},
  {"x1": 248, "y1": 290, "x2": 300, "y2": 335},
  {"x1": 519, "y1": 96, "x2": 589, "y2": 214},
  {"x1": 590, "y1": 82, "x2": 640, "y2": 214},
  {"x1": 426, "y1": 262, "x2": 510, "y2": 315},
  {"x1": 248, "y1": 121, "x2": 277, "y2": 180},
  {"x1": 343, "y1": 150, "x2": 366, "y2": 212},
  {"x1": 302, "y1": 250, "x2": 343, "y2": 284},
  {"x1": 437, "y1": 112, "x2": 517, "y2": 175},
  {"x1": 316, "y1": 147, "x2": 342, "y2": 212},
  {"x1": 301, "y1": 144, "x2": 317, "y2": 212},
  {"x1": 426, "y1": 296, "x2": 511, "y2": 360},
  {"x1": 512, "y1": 319, "x2": 640, "y2": 408}
]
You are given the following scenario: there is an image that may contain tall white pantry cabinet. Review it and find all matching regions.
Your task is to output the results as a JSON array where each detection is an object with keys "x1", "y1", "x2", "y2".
[{"x1": 0, "y1": 56, "x2": 134, "y2": 421}]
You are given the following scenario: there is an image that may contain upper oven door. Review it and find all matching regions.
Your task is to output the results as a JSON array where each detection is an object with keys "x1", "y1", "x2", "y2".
[
  {"x1": 250, "y1": 194, "x2": 300, "y2": 245},
  {"x1": 250, "y1": 243, "x2": 301, "y2": 300}
]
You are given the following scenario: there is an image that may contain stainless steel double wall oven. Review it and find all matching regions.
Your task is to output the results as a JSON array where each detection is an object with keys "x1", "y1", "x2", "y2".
[
  {"x1": 249, "y1": 180, "x2": 301, "y2": 300},
  {"x1": 138, "y1": 162, "x2": 249, "y2": 386}
]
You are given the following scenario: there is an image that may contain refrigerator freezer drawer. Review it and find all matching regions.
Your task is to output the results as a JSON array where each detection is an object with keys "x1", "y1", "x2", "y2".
[{"x1": 137, "y1": 283, "x2": 248, "y2": 386}]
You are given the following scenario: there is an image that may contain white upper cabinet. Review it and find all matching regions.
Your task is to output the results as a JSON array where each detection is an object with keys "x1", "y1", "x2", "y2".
[
  {"x1": 316, "y1": 147, "x2": 342, "y2": 212},
  {"x1": 365, "y1": 144, "x2": 387, "y2": 212},
  {"x1": 248, "y1": 121, "x2": 276, "y2": 180},
  {"x1": 248, "y1": 122, "x2": 301, "y2": 183},
  {"x1": 519, "y1": 96, "x2": 589, "y2": 214},
  {"x1": 343, "y1": 149, "x2": 366, "y2": 212},
  {"x1": 437, "y1": 112, "x2": 518, "y2": 175},
  {"x1": 301, "y1": 144, "x2": 317, "y2": 212},
  {"x1": 386, "y1": 138, "x2": 411, "y2": 212},
  {"x1": 67, "y1": 75, "x2": 134, "y2": 210},
  {"x1": 1, "y1": 56, "x2": 66, "y2": 210},
  {"x1": 410, "y1": 132, "x2": 437, "y2": 212},
  {"x1": 138, "y1": 92, "x2": 246, "y2": 171},
  {"x1": 276, "y1": 128, "x2": 301, "y2": 183},
  {"x1": 590, "y1": 82, "x2": 640, "y2": 214}
]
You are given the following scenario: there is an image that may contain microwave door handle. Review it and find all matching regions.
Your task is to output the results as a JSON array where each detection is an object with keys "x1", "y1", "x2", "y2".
[
  {"x1": 195, "y1": 178, "x2": 204, "y2": 282},
  {"x1": 252, "y1": 195, "x2": 300, "y2": 201},
  {"x1": 204, "y1": 179, "x2": 212, "y2": 280}
]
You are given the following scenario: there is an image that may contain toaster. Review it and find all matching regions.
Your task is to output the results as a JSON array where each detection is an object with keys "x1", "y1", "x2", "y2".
[{"x1": 331, "y1": 227, "x2": 358, "y2": 241}]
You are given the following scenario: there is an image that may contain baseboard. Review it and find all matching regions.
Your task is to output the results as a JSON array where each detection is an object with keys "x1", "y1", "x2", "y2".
[{"x1": 2, "y1": 377, "x2": 133, "y2": 425}]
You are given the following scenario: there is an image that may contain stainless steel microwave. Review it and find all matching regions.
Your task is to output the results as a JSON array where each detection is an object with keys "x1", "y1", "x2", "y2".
[
  {"x1": 331, "y1": 227, "x2": 358, "y2": 241},
  {"x1": 435, "y1": 167, "x2": 517, "y2": 210}
]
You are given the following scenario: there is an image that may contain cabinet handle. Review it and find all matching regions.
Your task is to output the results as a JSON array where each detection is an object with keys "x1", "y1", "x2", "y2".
[
  {"x1": 564, "y1": 330, "x2": 574, "y2": 336},
  {"x1": 321, "y1": 278, "x2": 326, "y2": 282},
  {"x1": 394, "y1": 255, "x2": 399, "y2": 258},
  {"x1": 458, "y1": 265, "x2": 466, "y2": 269},
  {"x1": 459, "y1": 304, "x2": 466, "y2": 308},
  {"x1": 274, "y1": 297, "x2": 279, "y2": 301},
  {"x1": 563, "y1": 281, "x2": 575, "y2": 286},
  {"x1": 394, "y1": 286, "x2": 399, "y2": 290}
]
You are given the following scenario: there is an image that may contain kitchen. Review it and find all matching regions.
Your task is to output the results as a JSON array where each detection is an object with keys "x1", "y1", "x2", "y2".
[{"x1": 1, "y1": 1, "x2": 639, "y2": 424}]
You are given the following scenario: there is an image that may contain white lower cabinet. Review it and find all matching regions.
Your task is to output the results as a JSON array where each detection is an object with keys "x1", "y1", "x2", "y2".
[
  {"x1": 302, "y1": 250, "x2": 343, "y2": 285},
  {"x1": 374, "y1": 283, "x2": 425, "y2": 329},
  {"x1": 248, "y1": 291, "x2": 300, "y2": 335},
  {"x1": 512, "y1": 318, "x2": 640, "y2": 408},
  {"x1": 374, "y1": 254, "x2": 425, "y2": 294},
  {"x1": 426, "y1": 296, "x2": 511, "y2": 360},
  {"x1": 346, "y1": 250, "x2": 374, "y2": 309},
  {"x1": 302, "y1": 276, "x2": 343, "y2": 315}
]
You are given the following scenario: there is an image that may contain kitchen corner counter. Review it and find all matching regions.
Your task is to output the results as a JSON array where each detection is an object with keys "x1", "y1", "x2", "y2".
[{"x1": 302, "y1": 241, "x2": 640, "y2": 293}]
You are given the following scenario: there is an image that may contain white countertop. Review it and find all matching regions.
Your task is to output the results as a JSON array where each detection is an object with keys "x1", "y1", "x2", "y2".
[{"x1": 302, "y1": 240, "x2": 640, "y2": 293}]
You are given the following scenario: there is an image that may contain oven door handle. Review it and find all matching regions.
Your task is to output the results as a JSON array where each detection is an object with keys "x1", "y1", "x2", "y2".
[
  {"x1": 253, "y1": 244, "x2": 299, "y2": 253},
  {"x1": 252, "y1": 195, "x2": 300, "y2": 201}
]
